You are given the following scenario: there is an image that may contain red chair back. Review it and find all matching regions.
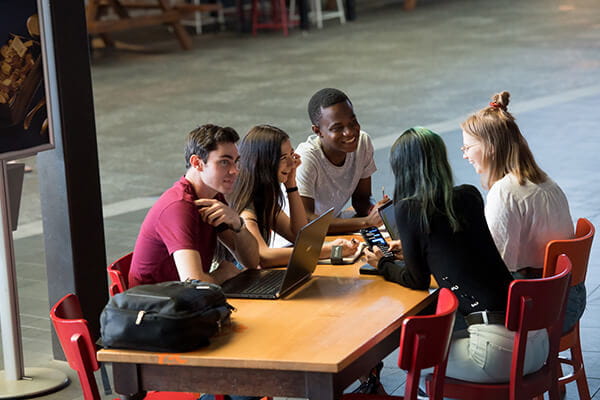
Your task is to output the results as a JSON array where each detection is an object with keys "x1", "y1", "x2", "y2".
[
  {"x1": 505, "y1": 254, "x2": 572, "y2": 400},
  {"x1": 399, "y1": 288, "x2": 458, "y2": 400},
  {"x1": 50, "y1": 294, "x2": 101, "y2": 400},
  {"x1": 543, "y1": 218, "x2": 594, "y2": 286},
  {"x1": 432, "y1": 255, "x2": 572, "y2": 400},
  {"x1": 107, "y1": 252, "x2": 133, "y2": 296}
]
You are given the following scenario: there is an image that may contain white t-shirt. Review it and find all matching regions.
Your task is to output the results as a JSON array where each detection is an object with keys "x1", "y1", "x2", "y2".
[
  {"x1": 295, "y1": 131, "x2": 377, "y2": 217},
  {"x1": 485, "y1": 174, "x2": 574, "y2": 272}
]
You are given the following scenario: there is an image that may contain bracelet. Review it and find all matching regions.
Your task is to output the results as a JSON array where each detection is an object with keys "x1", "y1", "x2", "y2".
[
  {"x1": 231, "y1": 217, "x2": 245, "y2": 233},
  {"x1": 286, "y1": 186, "x2": 298, "y2": 193}
]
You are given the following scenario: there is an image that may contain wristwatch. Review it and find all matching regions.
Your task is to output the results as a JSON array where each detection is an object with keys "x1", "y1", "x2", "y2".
[{"x1": 231, "y1": 217, "x2": 245, "y2": 233}]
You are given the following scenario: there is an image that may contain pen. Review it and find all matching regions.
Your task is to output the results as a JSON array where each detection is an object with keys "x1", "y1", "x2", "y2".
[{"x1": 382, "y1": 186, "x2": 385, "y2": 199}]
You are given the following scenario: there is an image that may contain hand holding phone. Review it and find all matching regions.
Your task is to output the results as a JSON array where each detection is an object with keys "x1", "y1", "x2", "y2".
[{"x1": 360, "y1": 226, "x2": 394, "y2": 258}]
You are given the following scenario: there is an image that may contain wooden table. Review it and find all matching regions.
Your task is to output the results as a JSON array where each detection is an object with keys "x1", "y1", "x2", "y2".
[{"x1": 98, "y1": 261, "x2": 434, "y2": 399}]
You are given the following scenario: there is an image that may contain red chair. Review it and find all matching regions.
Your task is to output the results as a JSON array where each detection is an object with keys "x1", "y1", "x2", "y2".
[
  {"x1": 427, "y1": 254, "x2": 572, "y2": 400},
  {"x1": 251, "y1": 0, "x2": 293, "y2": 36},
  {"x1": 107, "y1": 252, "x2": 133, "y2": 296},
  {"x1": 543, "y1": 218, "x2": 595, "y2": 400},
  {"x1": 342, "y1": 287, "x2": 459, "y2": 400},
  {"x1": 50, "y1": 293, "x2": 199, "y2": 400}
]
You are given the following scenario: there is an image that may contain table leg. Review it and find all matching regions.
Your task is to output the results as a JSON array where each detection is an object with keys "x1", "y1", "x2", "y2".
[
  {"x1": 305, "y1": 372, "x2": 340, "y2": 400},
  {"x1": 113, "y1": 363, "x2": 145, "y2": 399},
  {"x1": 404, "y1": 0, "x2": 417, "y2": 10}
]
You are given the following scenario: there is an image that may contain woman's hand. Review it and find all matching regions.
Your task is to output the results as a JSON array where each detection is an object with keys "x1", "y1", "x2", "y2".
[
  {"x1": 285, "y1": 151, "x2": 302, "y2": 188},
  {"x1": 331, "y1": 238, "x2": 360, "y2": 256},
  {"x1": 388, "y1": 240, "x2": 403, "y2": 259},
  {"x1": 364, "y1": 246, "x2": 385, "y2": 267}
]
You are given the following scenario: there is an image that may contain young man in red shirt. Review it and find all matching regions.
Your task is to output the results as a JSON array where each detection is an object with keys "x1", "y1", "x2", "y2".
[{"x1": 129, "y1": 124, "x2": 259, "y2": 286}]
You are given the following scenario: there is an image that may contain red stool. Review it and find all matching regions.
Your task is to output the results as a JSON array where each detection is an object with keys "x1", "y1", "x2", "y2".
[{"x1": 251, "y1": 0, "x2": 291, "y2": 36}]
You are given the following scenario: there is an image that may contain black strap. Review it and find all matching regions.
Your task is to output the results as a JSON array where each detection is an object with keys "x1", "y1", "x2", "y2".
[{"x1": 100, "y1": 362, "x2": 112, "y2": 395}]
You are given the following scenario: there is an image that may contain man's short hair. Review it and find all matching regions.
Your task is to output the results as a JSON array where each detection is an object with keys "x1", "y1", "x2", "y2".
[
  {"x1": 307, "y1": 88, "x2": 352, "y2": 126},
  {"x1": 185, "y1": 124, "x2": 239, "y2": 168}
]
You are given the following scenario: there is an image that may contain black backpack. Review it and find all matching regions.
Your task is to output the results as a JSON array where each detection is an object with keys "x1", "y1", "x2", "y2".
[{"x1": 100, "y1": 280, "x2": 234, "y2": 352}]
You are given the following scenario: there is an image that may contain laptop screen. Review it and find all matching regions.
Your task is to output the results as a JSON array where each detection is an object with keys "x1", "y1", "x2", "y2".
[
  {"x1": 279, "y1": 208, "x2": 334, "y2": 296},
  {"x1": 378, "y1": 200, "x2": 399, "y2": 240}
]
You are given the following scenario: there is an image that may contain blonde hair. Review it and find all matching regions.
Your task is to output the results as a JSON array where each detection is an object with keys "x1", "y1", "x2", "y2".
[{"x1": 461, "y1": 91, "x2": 546, "y2": 188}]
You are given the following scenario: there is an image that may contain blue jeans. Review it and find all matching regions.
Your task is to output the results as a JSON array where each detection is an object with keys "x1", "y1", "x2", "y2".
[{"x1": 563, "y1": 282, "x2": 586, "y2": 333}]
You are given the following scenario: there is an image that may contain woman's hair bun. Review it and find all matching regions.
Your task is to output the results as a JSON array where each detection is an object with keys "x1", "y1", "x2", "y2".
[{"x1": 490, "y1": 91, "x2": 510, "y2": 109}]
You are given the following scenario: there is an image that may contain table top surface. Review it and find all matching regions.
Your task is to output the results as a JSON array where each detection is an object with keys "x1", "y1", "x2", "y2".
[{"x1": 97, "y1": 250, "x2": 432, "y2": 374}]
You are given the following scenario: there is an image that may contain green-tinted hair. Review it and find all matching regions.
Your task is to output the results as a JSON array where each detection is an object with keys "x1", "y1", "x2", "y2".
[{"x1": 390, "y1": 127, "x2": 460, "y2": 233}]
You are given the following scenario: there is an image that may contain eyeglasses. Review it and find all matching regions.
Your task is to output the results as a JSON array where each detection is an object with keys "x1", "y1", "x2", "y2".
[{"x1": 460, "y1": 143, "x2": 479, "y2": 154}]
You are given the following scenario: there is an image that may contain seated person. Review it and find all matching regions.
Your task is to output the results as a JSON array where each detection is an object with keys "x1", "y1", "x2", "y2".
[
  {"x1": 229, "y1": 124, "x2": 358, "y2": 267},
  {"x1": 295, "y1": 88, "x2": 388, "y2": 234},
  {"x1": 461, "y1": 91, "x2": 581, "y2": 333},
  {"x1": 364, "y1": 127, "x2": 548, "y2": 383},
  {"x1": 129, "y1": 124, "x2": 260, "y2": 286}
]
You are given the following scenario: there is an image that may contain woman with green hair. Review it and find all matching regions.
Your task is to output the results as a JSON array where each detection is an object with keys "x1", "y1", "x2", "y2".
[{"x1": 363, "y1": 127, "x2": 548, "y2": 382}]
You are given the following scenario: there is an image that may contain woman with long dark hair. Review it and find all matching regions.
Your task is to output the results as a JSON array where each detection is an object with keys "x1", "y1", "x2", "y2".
[
  {"x1": 230, "y1": 124, "x2": 357, "y2": 267},
  {"x1": 363, "y1": 127, "x2": 548, "y2": 382}
]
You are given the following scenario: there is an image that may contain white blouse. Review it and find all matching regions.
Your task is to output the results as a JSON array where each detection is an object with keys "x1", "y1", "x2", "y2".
[{"x1": 485, "y1": 174, "x2": 573, "y2": 272}]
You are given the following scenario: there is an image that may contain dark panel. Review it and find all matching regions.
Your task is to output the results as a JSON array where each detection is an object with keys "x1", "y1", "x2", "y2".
[{"x1": 37, "y1": 0, "x2": 107, "y2": 359}]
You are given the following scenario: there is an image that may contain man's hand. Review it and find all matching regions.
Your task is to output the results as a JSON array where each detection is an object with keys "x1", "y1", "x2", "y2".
[
  {"x1": 363, "y1": 196, "x2": 389, "y2": 227},
  {"x1": 195, "y1": 198, "x2": 243, "y2": 231}
]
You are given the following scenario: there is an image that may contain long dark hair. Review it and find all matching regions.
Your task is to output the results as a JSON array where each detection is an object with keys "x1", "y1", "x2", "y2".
[
  {"x1": 390, "y1": 127, "x2": 460, "y2": 233},
  {"x1": 230, "y1": 124, "x2": 289, "y2": 244}
]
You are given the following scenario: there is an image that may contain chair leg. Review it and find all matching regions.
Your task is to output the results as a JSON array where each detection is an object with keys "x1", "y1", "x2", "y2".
[
  {"x1": 314, "y1": 0, "x2": 323, "y2": 28},
  {"x1": 571, "y1": 343, "x2": 592, "y2": 400},
  {"x1": 217, "y1": 1, "x2": 226, "y2": 31},
  {"x1": 335, "y1": 0, "x2": 346, "y2": 23},
  {"x1": 289, "y1": 0, "x2": 296, "y2": 21},
  {"x1": 279, "y1": 0, "x2": 288, "y2": 36},
  {"x1": 251, "y1": 0, "x2": 259, "y2": 35}
]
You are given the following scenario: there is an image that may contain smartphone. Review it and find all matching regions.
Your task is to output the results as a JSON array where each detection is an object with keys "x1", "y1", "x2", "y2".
[{"x1": 360, "y1": 226, "x2": 393, "y2": 257}]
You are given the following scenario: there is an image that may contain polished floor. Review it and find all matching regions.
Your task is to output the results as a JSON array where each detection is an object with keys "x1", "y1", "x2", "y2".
[{"x1": 2, "y1": 0, "x2": 600, "y2": 398}]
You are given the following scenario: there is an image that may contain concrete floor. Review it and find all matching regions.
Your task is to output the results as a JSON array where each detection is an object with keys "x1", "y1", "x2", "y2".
[{"x1": 2, "y1": 0, "x2": 600, "y2": 398}]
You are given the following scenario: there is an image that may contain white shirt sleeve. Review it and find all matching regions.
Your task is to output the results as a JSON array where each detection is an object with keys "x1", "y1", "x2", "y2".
[
  {"x1": 359, "y1": 132, "x2": 377, "y2": 179},
  {"x1": 295, "y1": 144, "x2": 318, "y2": 200}
]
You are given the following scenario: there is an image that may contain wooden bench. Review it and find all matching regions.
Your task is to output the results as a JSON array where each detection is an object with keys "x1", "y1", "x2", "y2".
[{"x1": 86, "y1": 0, "x2": 223, "y2": 50}]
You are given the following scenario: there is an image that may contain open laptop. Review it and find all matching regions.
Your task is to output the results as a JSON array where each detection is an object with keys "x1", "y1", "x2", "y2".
[
  {"x1": 378, "y1": 200, "x2": 399, "y2": 240},
  {"x1": 221, "y1": 208, "x2": 334, "y2": 299}
]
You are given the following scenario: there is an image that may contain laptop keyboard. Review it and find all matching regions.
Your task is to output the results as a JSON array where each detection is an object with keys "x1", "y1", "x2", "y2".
[{"x1": 243, "y1": 270, "x2": 286, "y2": 294}]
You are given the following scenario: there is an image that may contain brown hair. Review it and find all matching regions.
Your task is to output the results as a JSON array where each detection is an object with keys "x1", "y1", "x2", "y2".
[{"x1": 461, "y1": 91, "x2": 547, "y2": 188}]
